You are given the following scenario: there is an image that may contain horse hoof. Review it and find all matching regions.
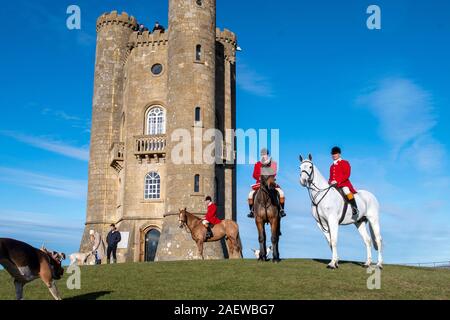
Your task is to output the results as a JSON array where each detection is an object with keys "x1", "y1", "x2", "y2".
[
  {"x1": 326, "y1": 264, "x2": 336, "y2": 269},
  {"x1": 376, "y1": 264, "x2": 383, "y2": 270},
  {"x1": 362, "y1": 263, "x2": 371, "y2": 268},
  {"x1": 272, "y1": 259, "x2": 281, "y2": 263}
]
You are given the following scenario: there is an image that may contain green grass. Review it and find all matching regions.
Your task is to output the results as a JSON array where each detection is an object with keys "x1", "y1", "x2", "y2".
[{"x1": 1, "y1": 259, "x2": 449, "y2": 300}]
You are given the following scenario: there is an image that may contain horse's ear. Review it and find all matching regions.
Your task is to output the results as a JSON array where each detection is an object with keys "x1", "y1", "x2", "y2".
[
  {"x1": 308, "y1": 154, "x2": 313, "y2": 161},
  {"x1": 299, "y1": 155, "x2": 303, "y2": 162},
  {"x1": 184, "y1": 207, "x2": 187, "y2": 211}
]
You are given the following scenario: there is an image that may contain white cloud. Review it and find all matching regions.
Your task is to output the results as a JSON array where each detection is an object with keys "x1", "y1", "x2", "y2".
[
  {"x1": 0, "y1": 167, "x2": 87, "y2": 199},
  {"x1": 1, "y1": 131, "x2": 89, "y2": 161},
  {"x1": 358, "y1": 78, "x2": 446, "y2": 172},
  {"x1": 237, "y1": 64, "x2": 274, "y2": 97}
]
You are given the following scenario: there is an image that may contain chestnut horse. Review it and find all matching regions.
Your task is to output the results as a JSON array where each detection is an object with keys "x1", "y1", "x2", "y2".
[
  {"x1": 253, "y1": 174, "x2": 281, "y2": 262},
  {"x1": 178, "y1": 208, "x2": 242, "y2": 259}
]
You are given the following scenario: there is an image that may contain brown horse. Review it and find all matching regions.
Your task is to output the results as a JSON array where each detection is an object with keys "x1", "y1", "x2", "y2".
[
  {"x1": 253, "y1": 174, "x2": 281, "y2": 262},
  {"x1": 178, "y1": 208, "x2": 241, "y2": 259}
]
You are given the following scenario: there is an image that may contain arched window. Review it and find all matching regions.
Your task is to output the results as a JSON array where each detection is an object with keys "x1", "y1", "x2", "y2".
[
  {"x1": 194, "y1": 174, "x2": 200, "y2": 193},
  {"x1": 146, "y1": 106, "x2": 165, "y2": 135},
  {"x1": 144, "y1": 172, "x2": 161, "y2": 199},
  {"x1": 196, "y1": 45, "x2": 202, "y2": 61},
  {"x1": 195, "y1": 106, "x2": 201, "y2": 123}
]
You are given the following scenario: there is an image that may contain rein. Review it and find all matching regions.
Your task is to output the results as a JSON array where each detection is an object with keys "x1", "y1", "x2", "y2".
[{"x1": 301, "y1": 160, "x2": 334, "y2": 233}]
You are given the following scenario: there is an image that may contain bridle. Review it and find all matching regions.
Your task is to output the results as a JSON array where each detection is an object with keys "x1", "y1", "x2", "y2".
[
  {"x1": 300, "y1": 160, "x2": 334, "y2": 233},
  {"x1": 178, "y1": 210, "x2": 191, "y2": 234}
]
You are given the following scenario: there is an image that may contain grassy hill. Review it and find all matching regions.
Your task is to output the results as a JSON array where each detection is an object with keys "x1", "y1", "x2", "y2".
[{"x1": 1, "y1": 259, "x2": 449, "y2": 300}]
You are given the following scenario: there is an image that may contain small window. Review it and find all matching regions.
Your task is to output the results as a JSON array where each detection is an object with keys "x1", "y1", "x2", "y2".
[
  {"x1": 196, "y1": 45, "x2": 202, "y2": 61},
  {"x1": 194, "y1": 174, "x2": 200, "y2": 193},
  {"x1": 196, "y1": 0, "x2": 202, "y2": 6},
  {"x1": 145, "y1": 172, "x2": 161, "y2": 199},
  {"x1": 195, "y1": 107, "x2": 201, "y2": 122},
  {"x1": 151, "y1": 63, "x2": 163, "y2": 75}
]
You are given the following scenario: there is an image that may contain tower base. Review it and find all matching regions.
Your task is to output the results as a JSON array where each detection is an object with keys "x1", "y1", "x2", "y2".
[{"x1": 155, "y1": 214, "x2": 226, "y2": 261}]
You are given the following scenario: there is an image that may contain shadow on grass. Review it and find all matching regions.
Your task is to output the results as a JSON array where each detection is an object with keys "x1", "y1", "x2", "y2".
[
  {"x1": 64, "y1": 291, "x2": 113, "y2": 300},
  {"x1": 313, "y1": 259, "x2": 363, "y2": 267}
]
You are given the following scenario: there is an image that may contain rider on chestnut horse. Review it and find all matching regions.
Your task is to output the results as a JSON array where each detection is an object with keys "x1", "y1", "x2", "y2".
[
  {"x1": 247, "y1": 148, "x2": 286, "y2": 218},
  {"x1": 202, "y1": 196, "x2": 222, "y2": 239}
]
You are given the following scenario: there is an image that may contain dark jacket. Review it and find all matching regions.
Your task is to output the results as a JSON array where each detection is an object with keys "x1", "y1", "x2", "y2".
[{"x1": 106, "y1": 230, "x2": 121, "y2": 248}]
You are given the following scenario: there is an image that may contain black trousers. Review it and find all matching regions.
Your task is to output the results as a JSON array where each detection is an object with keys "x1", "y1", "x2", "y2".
[{"x1": 107, "y1": 245, "x2": 117, "y2": 261}]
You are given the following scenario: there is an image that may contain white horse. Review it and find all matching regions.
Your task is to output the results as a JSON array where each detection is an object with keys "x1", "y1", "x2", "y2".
[{"x1": 299, "y1": 154, "x2": 383, "y2": 269}]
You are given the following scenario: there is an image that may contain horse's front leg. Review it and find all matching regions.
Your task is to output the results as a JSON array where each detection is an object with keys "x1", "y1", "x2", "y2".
[
  {"x1": 270, "y1": 219, "x2": 281, "y2": 263},
  {"x1": 256, "y1": 219, "x2": 267, "y2": 261},
  {"x1": 327, "y1": 217, "x2": 339, "y2": 269},
  {"x1": 196, "y1": 240, "x2": 204, "y2": 260}
]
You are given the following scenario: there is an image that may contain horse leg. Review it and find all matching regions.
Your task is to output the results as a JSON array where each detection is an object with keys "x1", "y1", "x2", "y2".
[
  {"x1": 367, "y1": 216, "x2": 383, "y2": 269},
  {"x1": 317, "y1": 222, "x2": 331, "y2": 247},
  {"x1": 196, "y1": 240, "x2": 205, "y2": 260},
  {"x1": 270, "y1": 219, "x2": 281, "y2": 263},
  {"x1": 14, "y1": 280, "x2": 24, "y2": 300},
  {"x1": 355, "y1": 221, "x2": 372, "y2": 267},
  {"x1": 327, "y1": 217, "x2": 339, "y2": 269},
  {"x1": 256, "y1": 220, "x2": 267, "y2": 261}
]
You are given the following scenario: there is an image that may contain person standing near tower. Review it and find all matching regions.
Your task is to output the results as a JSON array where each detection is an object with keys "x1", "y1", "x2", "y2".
[
  {"x1": 329, "y1": 146, "x2": 359, "y2": 217},
  {"x1": 106, "y1": 224, "x2": 121, "y2": 264}
]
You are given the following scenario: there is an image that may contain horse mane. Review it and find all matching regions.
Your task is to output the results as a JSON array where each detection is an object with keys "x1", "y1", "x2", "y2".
[{"x1": 184, "y1": 209, "x2": 201, "y2": 221}]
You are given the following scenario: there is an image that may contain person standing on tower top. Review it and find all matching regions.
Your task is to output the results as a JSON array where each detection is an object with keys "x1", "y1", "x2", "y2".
[
  {"x1": 329, "y1": 146, "x2": 359, "y2": 217},
  {"x1": 152, "y1": 21, "x2": 165, "y2": 33},
  {"x1": 247, "y1": 148, "x2": 286, "y2": 218}
]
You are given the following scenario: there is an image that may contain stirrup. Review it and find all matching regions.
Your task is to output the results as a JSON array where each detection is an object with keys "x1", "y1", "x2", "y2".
[
  {"x1": 247, "y1": 211, "x2": 254, "y2": 218},
  {"x1": 279, "y1": 209, "x2": 286, "y2": 217}
]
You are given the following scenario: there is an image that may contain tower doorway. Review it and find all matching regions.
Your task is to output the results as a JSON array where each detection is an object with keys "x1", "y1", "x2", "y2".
[{"x1": 144, "y1": 229, "x2": 160, "y2": 262}]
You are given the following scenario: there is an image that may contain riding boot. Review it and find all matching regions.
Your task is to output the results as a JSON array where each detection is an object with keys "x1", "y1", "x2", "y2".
[
  {"x1": 206, "y1": 225, "x2": 213, "y2": 239},
  {"x1": 247, "y1": 203, "x2": 254, "y2": 218},
  {"x1": 349, "y1": 198, "x2": 359, "y2": 217},
  {"x1": 279, "y1": 201, "x2": 286, "y2": 218}
]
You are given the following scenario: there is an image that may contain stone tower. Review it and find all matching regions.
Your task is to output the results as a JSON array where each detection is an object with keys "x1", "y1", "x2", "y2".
[{"x1": 80, "y1": 1, "x2": 238, "y2": 262}]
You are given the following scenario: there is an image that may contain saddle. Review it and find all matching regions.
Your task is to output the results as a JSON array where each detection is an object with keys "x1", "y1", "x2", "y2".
[
  {"x1": 334, "y1": 187, "x2": 366, "y2": 224},
  {"x1": 334, "y1": 187, "x2": 350, "y2": 225}
]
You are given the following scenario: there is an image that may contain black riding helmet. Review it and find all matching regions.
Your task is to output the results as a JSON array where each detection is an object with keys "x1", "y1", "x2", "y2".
[{"x1": 331, "y1": 146, "x2": 341, "y2": 155}]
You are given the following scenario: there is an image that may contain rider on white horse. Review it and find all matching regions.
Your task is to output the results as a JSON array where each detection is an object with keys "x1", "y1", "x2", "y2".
[
  {"x1": 329, "y1": 146, "x2": 359, "y2": 217},
  {"x1": 247, "y1": 148, "x2": 286, "y2": 218}
]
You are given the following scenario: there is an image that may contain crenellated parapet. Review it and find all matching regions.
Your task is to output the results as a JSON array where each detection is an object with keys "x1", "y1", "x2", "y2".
[
  {"x1": 128, "y1": 29, "x2": 168, "y2": 48},
  {"x1": 96, "y1": 11, "x2": 138, "y2": 32},
  {"x1": 216, "y1": 28, "x2": 237, "y2": 63}
]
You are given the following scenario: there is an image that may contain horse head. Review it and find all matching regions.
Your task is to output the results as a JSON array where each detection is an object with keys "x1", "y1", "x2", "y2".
[
  {"x1": 41, "y1": 248, "x2": 65, "y2": 280},
  {"x1": 178, "y1": 208, "x2": 188, "y2": 229},
  {"x1": 299, "y1": 154, "x2": 314, "y2": 187}
]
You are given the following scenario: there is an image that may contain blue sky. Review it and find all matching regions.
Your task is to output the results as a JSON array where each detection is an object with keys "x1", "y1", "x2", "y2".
[{"x1": 0, "y1": 0, "x2": 449, "y2": 264}]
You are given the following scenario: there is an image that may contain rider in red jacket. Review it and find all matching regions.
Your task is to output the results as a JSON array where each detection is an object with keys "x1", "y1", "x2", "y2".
[
  {"x1": 247, "y1": 148, "x2": 285, "y2": 218},
  {"x1": 329, "y1": 146, "x2": 358, "y2": 216},
  {"x1": 203, "y1": 196, "x2": 222, "y2": 239}
]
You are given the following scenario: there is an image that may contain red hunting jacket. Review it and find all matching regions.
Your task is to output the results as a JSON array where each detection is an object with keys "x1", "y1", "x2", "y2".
[
  {"x1": 329, "y1": 159, "x2": 357, "y2": 194},
  {"x1": 252, "y1": 161, "x2": 278, "y2": 190},
  {"x1": 204, "y1": 202, "x2": 222, "y2": 225}
]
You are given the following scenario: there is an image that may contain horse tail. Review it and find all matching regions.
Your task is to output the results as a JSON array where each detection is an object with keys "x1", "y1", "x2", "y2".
[{"x1": 365, "y1": 192, "x2": 381, "y2": 251}]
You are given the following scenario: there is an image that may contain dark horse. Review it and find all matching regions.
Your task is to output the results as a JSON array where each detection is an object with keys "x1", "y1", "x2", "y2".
[{"x1": 253, "y1": 174, "x2": 281, "y2": 262}]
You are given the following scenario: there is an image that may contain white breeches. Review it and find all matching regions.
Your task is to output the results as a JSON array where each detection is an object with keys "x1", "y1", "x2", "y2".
[
  {"x1": 248, "y1": 188, "x2": 284, "y2": 200},
  {"x1": 202, "y1": 220, "x2": 209, "y2": 226},
  {"x1": 342, "y1": 187, "x2": 351, "y2": 195}
]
